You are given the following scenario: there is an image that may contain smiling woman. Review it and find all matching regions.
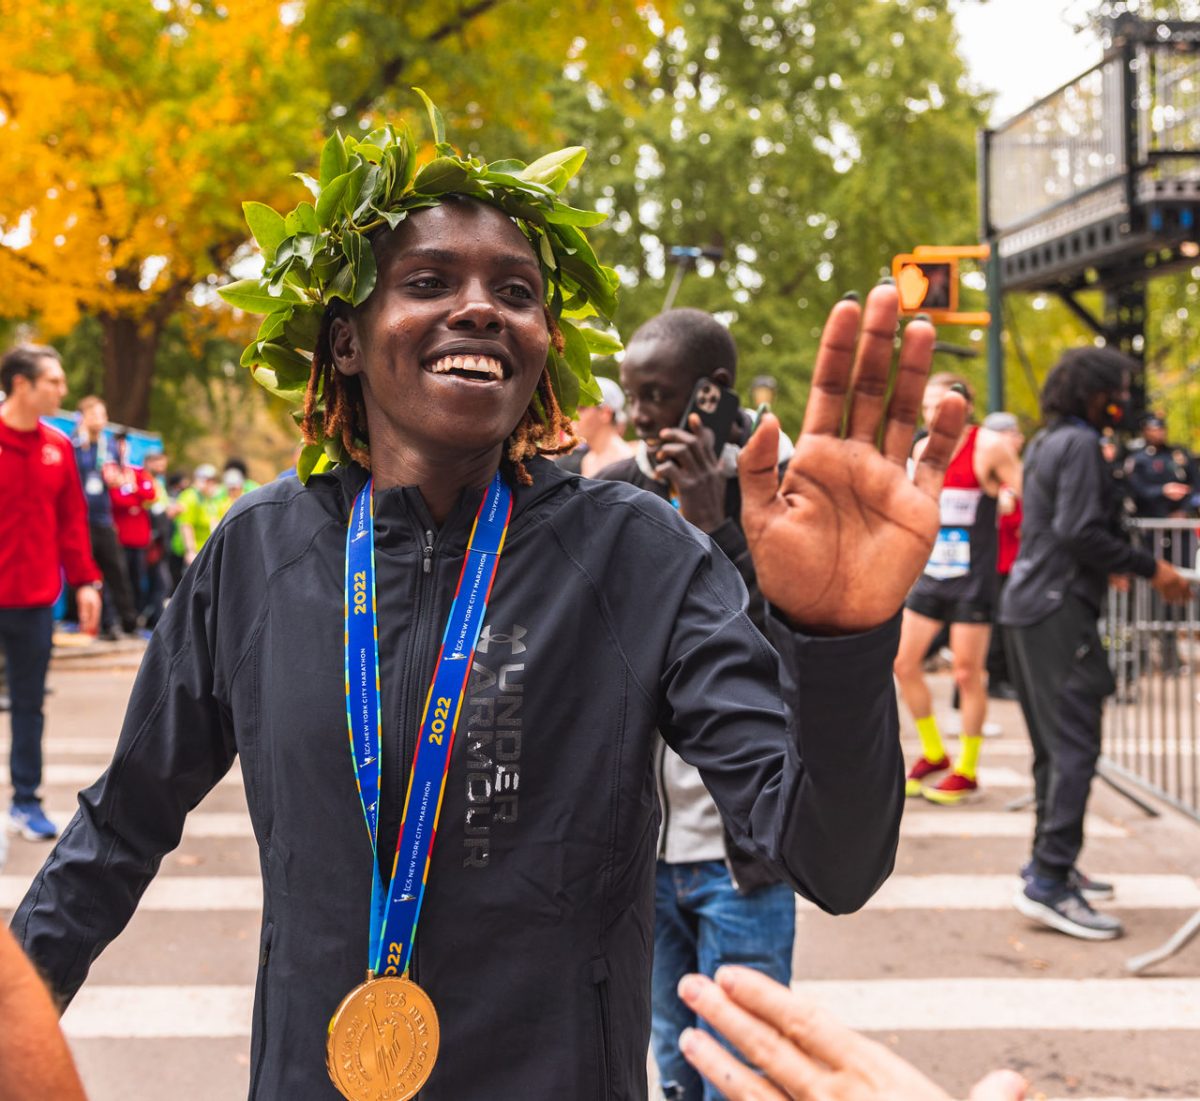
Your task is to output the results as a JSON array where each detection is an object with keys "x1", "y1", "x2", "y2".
[
  {"x1": 321, "y1": 199, "x2": 573, "y2": 505},
  {"x1": 217, "y1": 90, "x2": 622, "y2": 490}
]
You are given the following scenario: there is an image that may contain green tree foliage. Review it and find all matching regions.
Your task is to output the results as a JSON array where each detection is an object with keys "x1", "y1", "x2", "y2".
[{"x1": 556, "y1": 0, "x2": 989, "y2": 429}]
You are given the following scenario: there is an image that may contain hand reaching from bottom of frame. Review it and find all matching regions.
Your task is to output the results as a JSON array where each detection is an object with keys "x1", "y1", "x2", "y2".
[{"x1": 678, "y1": 967, "x2": 1028, "y2": 1101}]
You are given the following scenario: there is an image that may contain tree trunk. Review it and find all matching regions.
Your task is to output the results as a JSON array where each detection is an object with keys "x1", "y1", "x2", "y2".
[{"x1": 98, "y1": 313, "x2": 161, "y2": 429}]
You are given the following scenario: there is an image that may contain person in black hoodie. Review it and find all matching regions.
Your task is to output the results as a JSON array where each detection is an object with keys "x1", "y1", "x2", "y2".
[
  {"x1": 1001, "y1": 347, "x2": 1191, "y2": 942},
  {"x1": 13, "y1": 125, "x2": 966, "y2": 1100}
]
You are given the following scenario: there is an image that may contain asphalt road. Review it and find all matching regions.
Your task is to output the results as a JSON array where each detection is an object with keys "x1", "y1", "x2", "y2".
[{"x1": 3, "y1": 645, "x2": 1200, "y2": 1100}]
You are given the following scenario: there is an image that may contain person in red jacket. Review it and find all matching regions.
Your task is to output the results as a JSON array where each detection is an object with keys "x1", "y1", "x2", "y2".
[
  {"x1": 0, "y1": 344, "x2": 101, "y2": 841},
  {"x1": 107, "y1": 430, "x2": 157, "y2": 626}
]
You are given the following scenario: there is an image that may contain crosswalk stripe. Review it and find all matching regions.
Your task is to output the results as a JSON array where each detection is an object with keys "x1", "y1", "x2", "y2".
[
  {"x1": 29, "y1": 807, "x2": 1129, "y2": 844},
  {"x1": 62, "y1": 986, "x2": 254, "y2": 1038},
  {"x1": 34, "y1": 809, "x2": 255, "y2": 838},
  {"x1": 800, "y1": 977, "x2": 1200, "y2": 1031},
  {"x1": 0, "y1": 876, "x2": 262, "y2": 911},
  {"x1": 30, "y1": 762, "x2": 1027, "y2": 791},
  {"x1": 59, "y1": 977, "x2": 1200, "y2": 1038},
  {"x1": 11, "y1": 764, "x2": 244, "y2": 790},
  {"x1": 924, "y1": 739, "x2": 1199, "y2": 758},
  {"x1": 798, "y1": 874, "x2": 1200, "y2": 911},
  {"x1": 900, "y1": 812, "x2": 1127, "y2": 838},
  {"x1": 13, "y1": 872, "x2": 1194, "y2": 915},
  {"x1": 0, "y1": 738, "x2": 118, "y2": 756}
]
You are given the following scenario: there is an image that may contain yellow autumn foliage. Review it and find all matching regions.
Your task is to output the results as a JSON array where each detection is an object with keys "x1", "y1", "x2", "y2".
[{"x1": 0, "y1": 0, "x2": 661, "y2": 424}]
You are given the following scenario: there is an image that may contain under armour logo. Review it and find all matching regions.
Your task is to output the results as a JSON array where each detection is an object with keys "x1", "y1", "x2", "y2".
[{"x1": 477, "y1": 624, "x2": 527, "y2": 655}]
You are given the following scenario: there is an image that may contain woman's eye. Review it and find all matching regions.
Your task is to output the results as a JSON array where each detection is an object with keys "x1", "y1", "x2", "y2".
[
  {"x1": 409, "y1": 276, "x2": 445, "y2": 291},
  {"x1": 501, "y1": 282, "x2": 534, "y2": 300}
]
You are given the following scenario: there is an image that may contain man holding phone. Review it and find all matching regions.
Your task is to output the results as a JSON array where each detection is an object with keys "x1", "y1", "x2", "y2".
[{"x1": 598, "y1": 307, "x2": 795, "y2": 1101}]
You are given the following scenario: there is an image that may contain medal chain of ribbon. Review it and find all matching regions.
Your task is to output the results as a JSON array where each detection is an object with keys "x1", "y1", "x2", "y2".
[{"x1": 344, "y1": 473, "x2": 512, "y2": 978}]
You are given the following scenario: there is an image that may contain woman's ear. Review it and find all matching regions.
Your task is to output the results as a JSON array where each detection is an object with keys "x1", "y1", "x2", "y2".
[{"x1": 329, "y1": 315, "x2": 363, "y2": 377}]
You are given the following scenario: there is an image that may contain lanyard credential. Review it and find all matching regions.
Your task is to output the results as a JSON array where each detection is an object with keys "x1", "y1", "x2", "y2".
[{"x1": 344, "y1": 473, "x2": 512, "y2": 978}]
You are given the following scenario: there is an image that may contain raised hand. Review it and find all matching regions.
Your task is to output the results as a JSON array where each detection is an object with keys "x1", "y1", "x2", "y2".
[
  {"x1": 678, "y1": 966, "x2": 1028, "y2": 1101},
  {"x1": 739, "y1": 285, "x2": 966, "y2": 634}
]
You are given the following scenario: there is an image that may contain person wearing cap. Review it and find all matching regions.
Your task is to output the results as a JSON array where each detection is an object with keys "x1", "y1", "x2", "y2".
[
  {"x1": 1126, "y1": 413, "x2": 1199, "y2": 674},
  {"x1": 981, "y1": 412, "x2": 1025, "y2": 701},
  {"x1": 175, "y1": 463, "x2": 223, "y2": 567},
  {"x1": 1126, "y1": 414, "x2": 1199, "y2": 521},
  {"x1": 223, "y1": 456, "x2": 260, "y2": 493},
  {"x1": 556, "y1": 375, "x2": 633, "y2": 477},
  {"x1": 216, "y1": 466, "x2": 247, "y2": 523},
  {"x1": 894, "y1": 375, "x2": 1024, "y2": 805}
]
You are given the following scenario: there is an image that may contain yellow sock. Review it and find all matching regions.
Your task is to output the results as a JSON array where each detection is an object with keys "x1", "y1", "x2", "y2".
[
  {"x1": 956, "y1": 734, "x2": 983, "y2": 780},
  {"x1": 915, "y1": 715, "x2": 945, "y2": 763}
]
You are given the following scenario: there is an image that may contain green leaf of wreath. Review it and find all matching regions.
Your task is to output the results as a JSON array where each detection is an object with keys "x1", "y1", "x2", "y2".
[
  {"x1": 219, "y1": 279, "x2": 301, "y2": 313},
  {"x1": 242, "y1": 202, "x2": 287, "y2": 261}
]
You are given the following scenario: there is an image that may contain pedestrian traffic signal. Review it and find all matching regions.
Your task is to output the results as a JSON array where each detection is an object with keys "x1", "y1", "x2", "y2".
[
  {"x1": 891, "y1": 246, "x2": 992, "y2": 326},
  {"x1": 895, "y1": 259, "x2": 957, "y2": 313}
]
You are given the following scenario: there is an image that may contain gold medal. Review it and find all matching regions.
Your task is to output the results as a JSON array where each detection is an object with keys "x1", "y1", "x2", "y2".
[{"x1": 326, "y1": 975, "x2": 440, "y2": 1101}]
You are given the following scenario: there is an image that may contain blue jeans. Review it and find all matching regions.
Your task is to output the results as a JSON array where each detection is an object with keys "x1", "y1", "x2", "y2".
[
  {"x1": 0, "y1": 606, "x2": 53, "y2": 805},
  {"x1": 651, "y1": 860, "x2": 795, "y2": 1101}
]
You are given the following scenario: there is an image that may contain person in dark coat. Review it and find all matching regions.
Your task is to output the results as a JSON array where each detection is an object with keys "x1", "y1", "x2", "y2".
[{"x1": 1001, "y1": 348, "x2": 1191, "y2": 942}]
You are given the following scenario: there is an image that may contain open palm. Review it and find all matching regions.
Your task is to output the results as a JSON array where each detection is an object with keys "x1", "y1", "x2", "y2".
[{"x1": 740, "y1": 286, "x2": 966, "y2": 634}]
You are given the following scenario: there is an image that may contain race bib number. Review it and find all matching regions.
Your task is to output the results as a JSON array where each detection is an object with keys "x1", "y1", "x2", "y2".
[
  {"x1": 925, "y1": 527, "x2": 971, "y2": 580},
  {"x1": 939, "y1": 487, "x2": 982, "y2": 527}
]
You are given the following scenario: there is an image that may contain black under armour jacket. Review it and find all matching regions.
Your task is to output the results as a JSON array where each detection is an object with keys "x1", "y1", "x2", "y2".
[{"x1": 14, "y1": 457, "x2": 904, "y2": 1101}]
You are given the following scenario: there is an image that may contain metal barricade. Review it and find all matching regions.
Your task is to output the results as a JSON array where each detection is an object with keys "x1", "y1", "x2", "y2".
[
  {"x1": 1102, "y1": 518, "x2": 1200, "y2": 824},
  {"x1": 1100, "y1": 518, "x2": 1200, "y2": 974}
]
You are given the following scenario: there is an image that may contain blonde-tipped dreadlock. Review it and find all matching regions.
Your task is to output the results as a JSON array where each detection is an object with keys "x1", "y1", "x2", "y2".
[{"x1": 301, "y1": 305, "x2": 578, "y2": 486}]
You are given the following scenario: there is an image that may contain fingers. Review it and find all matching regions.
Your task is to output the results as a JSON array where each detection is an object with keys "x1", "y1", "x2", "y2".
[
  {"x1": 738, "y1": 413, "x2": 783, "y2": 515},
  {"x1": 881, "y1": 319, "x2": 937, "y2": 465},
  {"x1": 679, "y1": 1027, "x2": 791, "y2": 1101},
  {"x1": 679, "y1": 972, "x2": 823, "y2": 1098},
  {"x1": 801, "y1": 298, "x2": 862, "y2": 436},
  {"x1": 912, "y1": 390, "x2": 968, "y2": 501},
  {"x1": 845, "y1": 286, "x2": 903, "y2": 444},
  {"x1": 713, "y1": 966, "x2": 864, "y2": 1071},
  {"x1": 968, "y1": 1069, "x2": 1028, "y2": 1101}
]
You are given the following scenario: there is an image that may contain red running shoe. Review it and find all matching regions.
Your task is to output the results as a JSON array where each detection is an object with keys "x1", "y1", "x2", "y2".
[
  {"x1": 922, "y1": 770, "x2": 979, "y2": 806},
  {"x1": 905, "y1": 755, "x2": 950, "y2": 797}
]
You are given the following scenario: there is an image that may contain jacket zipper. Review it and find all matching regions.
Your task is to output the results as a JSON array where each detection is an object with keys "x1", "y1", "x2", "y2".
[
  {"x1": 656, "y1": 739, "x2": 669, "y2": 859},
  {"x1": 401, "y1": 524, "x2": 437, "y2": 989}
]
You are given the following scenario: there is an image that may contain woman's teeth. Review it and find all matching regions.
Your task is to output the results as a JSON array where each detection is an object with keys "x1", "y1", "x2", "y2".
[{"x1": 428, "y1": 355, "x2": 503, "y2": 379}]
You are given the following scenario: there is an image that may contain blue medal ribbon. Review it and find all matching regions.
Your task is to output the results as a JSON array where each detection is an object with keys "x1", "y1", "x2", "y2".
[{"x1": 344, "y1": 472, "x2": 512, "y2": 977}]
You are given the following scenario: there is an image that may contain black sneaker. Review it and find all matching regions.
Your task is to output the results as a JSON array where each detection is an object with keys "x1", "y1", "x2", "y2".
[
  {"x1": 1014, "y1": 881, "x2": 1123, "y2": 941},
  {"x1": 1020, "y1": 862, "x2": 1115, "y2": 902}
]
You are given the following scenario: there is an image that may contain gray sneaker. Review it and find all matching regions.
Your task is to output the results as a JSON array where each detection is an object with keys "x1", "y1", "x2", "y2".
[
  {"x1": 1020, "y1": 862, "x2": 1115, "y2": 902},
  {"x1": 1014, "y1": 882, "x2": 1124, "y2": 941}
]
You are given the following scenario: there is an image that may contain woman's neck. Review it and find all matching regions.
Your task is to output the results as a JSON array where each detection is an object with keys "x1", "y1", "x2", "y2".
[{"x1": 369, "y1": 438, "x2": 505, "y2": 526}]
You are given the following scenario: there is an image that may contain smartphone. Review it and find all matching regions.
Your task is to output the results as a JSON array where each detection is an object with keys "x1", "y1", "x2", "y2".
[{"x1": 681, "y1": 377, "x2": 740, "y2": 455}]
